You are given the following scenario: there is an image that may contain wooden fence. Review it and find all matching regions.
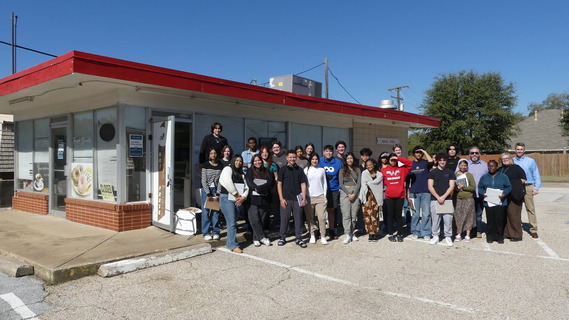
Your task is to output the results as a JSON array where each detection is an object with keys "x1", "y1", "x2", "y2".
[{"x1": 459, "y1": 154, "x2": 569, "y2": 177}]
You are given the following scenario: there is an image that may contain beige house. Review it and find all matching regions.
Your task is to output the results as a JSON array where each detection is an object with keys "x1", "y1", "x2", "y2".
[
  {"x1": 0, "y1": 51, "x2": 439, "y2": 231},
  {"x1": 509, "y1": 109, "x2": 568, "y2": 153}
]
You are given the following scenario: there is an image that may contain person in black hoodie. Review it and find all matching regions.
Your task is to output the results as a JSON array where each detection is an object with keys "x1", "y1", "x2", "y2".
[
  {"x1": 199, "y1": 122, "x2": 228, "y2": 164},
  {"x1": 245, "y1": 154, "x2": 275, "y2": 247}
]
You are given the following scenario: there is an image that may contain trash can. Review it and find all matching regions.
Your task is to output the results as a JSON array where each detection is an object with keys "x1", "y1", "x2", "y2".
[{"x1": 175, "y1": 207, "x2": 201, "y2": 235}]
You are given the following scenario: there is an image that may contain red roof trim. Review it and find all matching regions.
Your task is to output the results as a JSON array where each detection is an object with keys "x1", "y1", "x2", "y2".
[{"x1": 0, "y1": 51, "x2": 439, "y2": 127}]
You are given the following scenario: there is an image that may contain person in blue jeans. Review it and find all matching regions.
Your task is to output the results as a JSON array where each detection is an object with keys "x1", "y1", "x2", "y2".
[
  {"x1": 219, "y1": 155, "x2": 249, "y2": 253},
  {"x1": 200, "y1": 147, "x2": 223, "y2": 240},
  {"x1": 406, "y1": 146, "x2": 434, "y2": 239}
]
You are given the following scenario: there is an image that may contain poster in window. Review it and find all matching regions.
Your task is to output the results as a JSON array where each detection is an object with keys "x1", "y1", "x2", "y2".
[{"x1": 71, "y1": 163, "x2": 93, "y2": 197}]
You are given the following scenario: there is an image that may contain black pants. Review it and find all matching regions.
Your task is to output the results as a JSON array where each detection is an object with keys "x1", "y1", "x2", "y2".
[
  {"x1": 248, "y1": 203, "x2": 269, "y2": 241},
  {"x1": 384, "y1": 198, "x2": 404, "y2": 236},
  {"x1": 279, "y1": 200, "x2": 304, "y2": 241},
  {"x1": 485, "y1": 205, "x2": 506, "y2": 242}
]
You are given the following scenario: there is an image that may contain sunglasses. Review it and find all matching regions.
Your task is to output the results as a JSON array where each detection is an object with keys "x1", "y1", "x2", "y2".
[{"x1": 470, "y1": 152, "x2": 480, "y2": 155}]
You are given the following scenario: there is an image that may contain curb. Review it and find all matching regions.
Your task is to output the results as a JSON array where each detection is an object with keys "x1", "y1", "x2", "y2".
[
  {"x1": 0, "y1": 255, "x2": 34, "y2": 277},
  {"x1": 97, "y1": 243, "x2": 212, "y2": 277}
]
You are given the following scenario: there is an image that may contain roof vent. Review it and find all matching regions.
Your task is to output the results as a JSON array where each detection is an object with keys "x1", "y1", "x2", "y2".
[{"x1": 379, "y1": 99, "x2": 396, "y2": 109}]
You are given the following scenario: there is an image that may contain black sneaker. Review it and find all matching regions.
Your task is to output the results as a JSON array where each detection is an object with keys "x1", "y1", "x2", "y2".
[
  {"x1": 397, "y1": 235, "x2": 404, "y2": 242},
  {"x1": 278, "y1": 239, "x2": 286, "y2": 246},
  {"x1": 296, "y1": 240, "x2": 307, "y2": 248},
  {"x1": 388, "y1": 235, "x2": 397, "y2": 242}
]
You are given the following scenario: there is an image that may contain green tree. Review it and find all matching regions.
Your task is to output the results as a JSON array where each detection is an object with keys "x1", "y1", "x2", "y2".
[
  {"x1": 420, "y1": 71, "x2": 519, "y2": 154},
  {"x1": 527, "y1": 92, "x2": 569, "y2": 136}
]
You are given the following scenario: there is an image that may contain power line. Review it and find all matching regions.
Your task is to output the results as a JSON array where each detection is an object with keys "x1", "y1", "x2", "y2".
[
  {"x1": 294, "y1": 62, "x2": 325, "y2": 76},
  {"x1": 328, "y1": 67, "x2": 361, "y2": 104},
  {"x1": 0, "y1": 40, "x2": 57, "y2": 58}
]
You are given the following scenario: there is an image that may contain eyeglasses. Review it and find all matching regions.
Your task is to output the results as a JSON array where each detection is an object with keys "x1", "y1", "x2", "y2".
[{"x1": 470, "y1": 152, "x2": 480, "y2": 155}]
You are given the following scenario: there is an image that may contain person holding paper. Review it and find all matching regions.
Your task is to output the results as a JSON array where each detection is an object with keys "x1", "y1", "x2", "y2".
[
  {"x1": 200, "y1": 147, "x2": 223, "y2": 241},
  {"x1": 219, "y1": 155, "x2": 249, "y2": 253},
  {"x1": 339, "y1": 152, "x2": 362, "y2": 244},
  {"x1": 454, "y1": 159, "x2": 476, "y2": 242},
  {"x1": 428, "y1": 153, "x2": 456, "y2": 247},
  {"x1": 478, "y1": 160, "x2": 512, "y2": 244},
  {"x1": 304, "y1": 153, "x2": 329, "y2": 245},
  {"x1": 245, "y1": 154, "x2": 274, "y2": 247},
  {"x1": 277, "y1": 150, "x2": 308, "y2": 248}
]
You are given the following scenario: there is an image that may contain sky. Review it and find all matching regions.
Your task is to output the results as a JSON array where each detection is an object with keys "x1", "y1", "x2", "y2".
[{"x1": 1, "y1": 1, "x2": 568, "y2": 116}]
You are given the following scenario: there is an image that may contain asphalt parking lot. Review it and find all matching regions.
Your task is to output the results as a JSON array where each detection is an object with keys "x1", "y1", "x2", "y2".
[{"x1": 40, "y1": 184, "x2": 569, "y2": 319}]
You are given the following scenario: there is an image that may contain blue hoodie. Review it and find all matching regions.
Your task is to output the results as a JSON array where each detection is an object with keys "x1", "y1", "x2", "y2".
[{"x1": 319, "y1": 156, "x2": 343, "y2": 191}]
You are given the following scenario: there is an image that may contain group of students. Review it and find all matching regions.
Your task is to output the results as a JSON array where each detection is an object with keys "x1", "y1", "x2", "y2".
[{"x1": 198, "y1": 122, "x2": 534, "y2": 253}]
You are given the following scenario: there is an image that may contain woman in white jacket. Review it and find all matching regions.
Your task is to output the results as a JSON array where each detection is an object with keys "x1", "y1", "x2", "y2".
[
  {"x1": 359, "y1": 159, "x2": 383, "y2": 242},
  {"x1": 219, "y1": 155, "x2": 249, "y2": 253},
  {"x1": 303, "y1": 153, "x2": 328, "y2": 245}
]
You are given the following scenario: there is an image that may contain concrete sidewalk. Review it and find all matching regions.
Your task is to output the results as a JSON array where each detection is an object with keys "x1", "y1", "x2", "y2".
[{"x1": 0, "y1": 209, "x2": 218, "y2": 284}]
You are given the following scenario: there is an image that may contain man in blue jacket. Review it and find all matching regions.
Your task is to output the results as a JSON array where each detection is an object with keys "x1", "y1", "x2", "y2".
[{"x1": 319, "y1": 145, "x2": 343, "y2": 239}]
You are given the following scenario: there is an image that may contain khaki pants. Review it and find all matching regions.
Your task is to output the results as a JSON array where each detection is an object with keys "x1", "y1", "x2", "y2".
[
  {"x1": 304, "y1": 195, "x2": 327, "y2": 236},
  {"x1": 523, "y1": 184, "x2": 538, "y2": 233}
]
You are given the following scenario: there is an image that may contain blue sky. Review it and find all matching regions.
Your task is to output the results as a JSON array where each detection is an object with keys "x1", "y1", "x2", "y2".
[{"x1": 1, "y1": 1, "x2": 568, "y2": 116}]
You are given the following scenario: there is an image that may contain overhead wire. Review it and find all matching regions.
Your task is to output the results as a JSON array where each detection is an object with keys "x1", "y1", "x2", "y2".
[{"x1": 328, "y1": 67, "x2": 362, "y2": 104}]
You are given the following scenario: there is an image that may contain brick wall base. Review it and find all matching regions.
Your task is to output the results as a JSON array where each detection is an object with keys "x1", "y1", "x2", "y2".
[
  {"x1": 65, "y1": 198, "x2": 152, "y2": 232},
  {"x1": 13, "y1": 191, "x2": 49, "y2": 215}
]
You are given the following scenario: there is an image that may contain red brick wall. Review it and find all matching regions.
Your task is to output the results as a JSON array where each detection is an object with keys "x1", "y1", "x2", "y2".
[
  {"x1": 65, "y1": 198, "x2": 151, "y2": 232},
  {"x1": 13, "y1": 191, "x2": 49, "y2": 215}
]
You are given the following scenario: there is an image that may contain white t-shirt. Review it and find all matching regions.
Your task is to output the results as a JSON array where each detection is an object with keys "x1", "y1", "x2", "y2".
[{"x1": 304, "y1": 166, "x2": 327, "y2": 197}]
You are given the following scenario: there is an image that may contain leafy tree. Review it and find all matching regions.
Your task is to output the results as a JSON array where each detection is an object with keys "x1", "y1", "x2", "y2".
[
  {"x1": 527, "y1": 92, "x2": 569, "y2": 136},
  {"x1": 419, "y1": 71, "x2": 519, "y2": 154}
]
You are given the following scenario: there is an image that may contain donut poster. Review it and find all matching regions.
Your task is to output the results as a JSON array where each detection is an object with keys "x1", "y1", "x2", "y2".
[{"x1": 71, "y1": 163, "x2": 93, "y2": 197}]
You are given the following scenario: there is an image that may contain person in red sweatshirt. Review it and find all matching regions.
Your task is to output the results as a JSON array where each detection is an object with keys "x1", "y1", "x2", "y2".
[{"x1": 381, "y1": 153, "x2": 412, "y2": 242}]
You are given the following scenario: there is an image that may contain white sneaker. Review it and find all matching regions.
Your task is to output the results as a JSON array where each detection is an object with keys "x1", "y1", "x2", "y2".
[
  {"x1": 253, "y1": 240, "x2": 261, "y2": 247},
  {"x1": 412, "y1": 234, "x2": 419, "y2": 240},
  {"x1": 204, "y1": 235, "x2": 212, "y2": 241},
  {"x1": 212, "y1": 234, "x2": 220, "y2": 240},
  {"x1": 260, "y1": 238, "x2": 272, "y2": 246},
  {"x1": 352, "y1": 234, "x2": 359, "y2": 241},
  {"x1": 429, "y1": 236, "x2": 439, "y2": 245},
  {"x1": 454, "y1": 236, "x2": 461, "y2": 242},
  {"x1": 445, "y1": 237, "x2": 453, "y2": 247},
  {"x1": 343, "y1": 235, "x2": 351, "y2": 244},
  {"x1": 321, "y1": 237, "x2": 328, "y2": 245},
  {"x1": 309, "y1": 235, "x2": 317, "y2": 244}
]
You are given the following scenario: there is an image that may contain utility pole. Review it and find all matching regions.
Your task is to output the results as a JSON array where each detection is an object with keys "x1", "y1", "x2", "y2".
[
  {"x1": 11, "y1": 12, "x2": 18, "y2": 74},
  {"x1": 324, "y1": 57, "x2": 329, "y2": 99},
  {"x1": 387, "y1": 85, "x2": 409, "y2": 111}
]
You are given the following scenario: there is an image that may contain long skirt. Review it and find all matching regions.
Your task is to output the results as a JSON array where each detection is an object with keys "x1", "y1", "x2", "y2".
[
  {"x1": 454, "y1": 198, "x2": 475, "y2": 234},
  {"x1": 362, "y1": 190, "x2": 380, "y2": 235}
]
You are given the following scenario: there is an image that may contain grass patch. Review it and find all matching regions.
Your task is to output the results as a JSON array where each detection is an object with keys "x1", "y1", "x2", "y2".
[{"x1": 541, "y1": 175, "x2": 569, "y2": 183}]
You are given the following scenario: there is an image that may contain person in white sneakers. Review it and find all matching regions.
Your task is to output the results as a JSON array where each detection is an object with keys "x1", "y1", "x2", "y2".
[
  {"x1": 304, "y1": 153, "x2": 329, "y2": 245},
  {"x1": 428, "y1": 153, "x2": 456, "y2": 246}
]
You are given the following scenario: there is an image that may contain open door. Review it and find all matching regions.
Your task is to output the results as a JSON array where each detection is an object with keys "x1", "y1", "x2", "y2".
[{"x1": 151, "y1": 117, "x2": 175, "y2": 231}]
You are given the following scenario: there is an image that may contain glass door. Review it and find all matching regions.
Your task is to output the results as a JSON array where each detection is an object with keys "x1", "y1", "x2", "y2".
[{"x1": 51, "y1": 126, "x2": 67, "y2": 215}]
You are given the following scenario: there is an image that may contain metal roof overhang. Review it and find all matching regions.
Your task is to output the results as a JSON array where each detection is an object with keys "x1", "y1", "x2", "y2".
[{"x1": 0, "y1": 51, "x2": 439, "y2": 129}]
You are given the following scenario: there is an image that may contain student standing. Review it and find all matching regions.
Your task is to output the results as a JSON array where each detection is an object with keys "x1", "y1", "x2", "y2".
[
  {"x1": 319, "y1": 145, "x2": 343, "y2": 239},
  {"x1": 304, "y1": 153, "x2": 329, "y2": 245},
  {"x1": 339, "y1": 153, "x2": 361, "y2": 244},
  {"x1": 199, "y1": 122, "x2": 228, "y2": 164},
  {"x1": 428, "y1": 154, "x2": 456, "y2": 247},
  {"x1": 245, "y1": 154, "x2": 274, "y2": 247},
  {"x1": 381, "y1": 153, "x2": 412, "y2": 242},
  {"x1": 200, "y1": 147, "x2": 223, "y2": 240},
  {"x1": 359, "y1": 159, "x2": 383, "y2": 242},
  {"x1": 241, "y1": 137, "x2": 259, "y2": 173},
  {"x1": 478, "y1": 160, "x2": 512, "y2": 244},
  {"x1": 277, "y1": 151, "x2": 308, "y2": 248},
  {"x1": 219, "y1": 155, "x2": 249, "y2": 253}
]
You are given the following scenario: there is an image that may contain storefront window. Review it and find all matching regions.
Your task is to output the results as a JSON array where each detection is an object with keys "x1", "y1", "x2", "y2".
[
  {"x1": 290, "y1": 123, "x2": 322, "y2": 154},
  {"x1": 323, "y1": 127, "x2": 351, "y2": 150},
  {"x1": 32, "y1": 119, "x2": 50, "y2": 193},
  {"x1": 246, "y1": 120, "x2": 286, "y2": 149},
  {"x1": 71, "y1": 112, "x2": 94, "y2": 199},
  {"x1": 125, "y1": 106, "x2": 147, "y2": 202},
  {"x1": 17, "y1": 120, "x2": 33, "y2": 191},
  {"x1": 96, "y1": 108, "x2": 117, "y2": 202}
]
